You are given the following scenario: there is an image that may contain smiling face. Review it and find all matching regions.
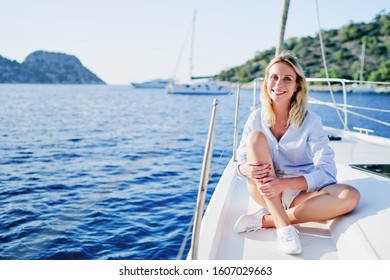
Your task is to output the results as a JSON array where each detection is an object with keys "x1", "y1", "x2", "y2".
[{"x1": 266, "y1": 62, "x2": 299, "y2": 104}]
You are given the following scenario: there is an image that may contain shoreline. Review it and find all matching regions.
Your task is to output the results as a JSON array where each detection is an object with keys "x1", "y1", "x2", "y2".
[{"x1": 218, "y1": 81, "x2": 390, "y2": 94}]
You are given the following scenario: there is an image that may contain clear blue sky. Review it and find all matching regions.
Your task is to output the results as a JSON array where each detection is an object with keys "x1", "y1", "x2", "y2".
[{"x1": 1, "y1": 0, "x2": 388, "y2": 84}]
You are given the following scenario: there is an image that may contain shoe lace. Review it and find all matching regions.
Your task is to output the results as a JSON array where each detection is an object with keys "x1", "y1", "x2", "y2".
[
  {"x1": 247, "y1": 224, "x2": 262, "y2": 233},
  {"x1": 246, "y1": 218, "x2": 264, "y2": 233},
  {"x1": 246, "y1": 210, "x2": 267, "y2": 233},
  {"x1": 279, "y1": 226, "x2": 299, "y2": 241}
]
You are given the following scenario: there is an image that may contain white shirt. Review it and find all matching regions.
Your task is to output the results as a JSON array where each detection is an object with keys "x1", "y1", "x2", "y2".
[{"x1": 236, "y1": 109, "x2": 337, "y2": 192}]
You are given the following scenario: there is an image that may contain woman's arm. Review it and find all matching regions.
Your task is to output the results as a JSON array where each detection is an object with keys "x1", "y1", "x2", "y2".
[
  {"x1": 257, "y1": 176, "x2": 307, "y2": 198},
  {"x1": 302, "y1": 113, "x2": 337, "y2": 192}
]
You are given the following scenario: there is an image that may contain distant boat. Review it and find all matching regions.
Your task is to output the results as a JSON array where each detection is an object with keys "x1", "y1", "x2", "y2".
[
  {"x1": 167, "y1": 80, "x2": 231, "y2": 95},
  {"x1": 131, "y1": 79, "x2": 171, "y2": 89},
  {"x1": 350, "y1": 83, "x2": 376, "y2": 94},
  {"x1": 168, "y1": 10, "x2": 230, "y2": 96},
  {"x1": 351, "y1": 41, "x2": 376, "y2": 94}
]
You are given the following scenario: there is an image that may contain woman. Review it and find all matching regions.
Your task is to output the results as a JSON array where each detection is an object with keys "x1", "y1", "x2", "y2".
[{"x1": 234, "y1": 52, "x2": 360, "y2": 255}]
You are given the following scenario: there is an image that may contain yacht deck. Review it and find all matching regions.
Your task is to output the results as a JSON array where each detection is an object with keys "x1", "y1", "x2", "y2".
[{"x1": 194, "y1": 128, "x2": 390, "y2": 260}]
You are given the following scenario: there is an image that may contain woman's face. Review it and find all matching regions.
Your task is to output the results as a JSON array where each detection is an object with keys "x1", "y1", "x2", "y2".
[{"x1": 266, "y1": 62, "x2": 298, "y2": 104}]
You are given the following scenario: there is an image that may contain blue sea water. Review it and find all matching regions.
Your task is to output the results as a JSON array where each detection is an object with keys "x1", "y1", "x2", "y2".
[{"x1": 0, "y1": 84, "x2": 389, "y2": 260}]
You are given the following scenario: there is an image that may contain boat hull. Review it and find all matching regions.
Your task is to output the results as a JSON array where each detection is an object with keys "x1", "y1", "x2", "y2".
[
  {"x1": 167, "y1": 82, "x2": 231, "y2": 96},
  {"x1": 131, "y1": 79, "x2": 171, "y2": 89}
]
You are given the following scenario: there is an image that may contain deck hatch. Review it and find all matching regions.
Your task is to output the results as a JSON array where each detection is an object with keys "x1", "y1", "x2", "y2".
[{"x1": 350, "y1": 164, "x2": 390, "y2": 179}]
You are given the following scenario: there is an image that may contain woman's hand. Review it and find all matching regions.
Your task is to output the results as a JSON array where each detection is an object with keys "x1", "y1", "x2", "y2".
[
  {"x1": 257, "y1": 177, "x2": 283, "y2": 199},
  {"x1": 239, "y1": 161, "x2": 271, "y2": 181}
]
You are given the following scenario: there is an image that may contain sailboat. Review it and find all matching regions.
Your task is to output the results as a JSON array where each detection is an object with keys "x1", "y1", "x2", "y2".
[
  {"x1": 167, "y1": 10, "x2": 231, "y2": 96},
  {"x1": 351, "y1": 41, "x2": 376, "y2": 93},
  {"x1": 185, "y1": 0, "x2": 390, "y2": 260}
]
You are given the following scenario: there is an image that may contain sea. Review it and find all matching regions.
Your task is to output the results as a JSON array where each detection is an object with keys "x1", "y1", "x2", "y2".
[{"x1": 0, "y1": 84, "x2": 389, "y2": 260}]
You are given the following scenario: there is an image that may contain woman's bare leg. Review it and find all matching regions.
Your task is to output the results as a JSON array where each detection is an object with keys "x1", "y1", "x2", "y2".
[
  {"x1": 262, "y1": 184, "x2": 360, "y2": 228},
  {"x1": 246, "y1": 131, "x2": 290, "y2": 228}
]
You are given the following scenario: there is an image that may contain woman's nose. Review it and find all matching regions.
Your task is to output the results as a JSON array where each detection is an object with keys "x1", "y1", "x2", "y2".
[{"x1": 275, "y1": 79, "x2": 283, "y2": 87}]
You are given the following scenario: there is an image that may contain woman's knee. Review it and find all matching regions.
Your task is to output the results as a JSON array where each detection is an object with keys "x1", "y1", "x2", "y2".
[
  {"x1": 247, "y1": 131, "x2": 268, "y2": 146},
  {"x1": 328, "y1": 184, "x2": 360, "y2": 213},
  {"x1": 343, "y1": 185, "x2": 360, "y2": 212},
  {"x1": 247, "y1": 130, "x2": 267, "y2": 144}
]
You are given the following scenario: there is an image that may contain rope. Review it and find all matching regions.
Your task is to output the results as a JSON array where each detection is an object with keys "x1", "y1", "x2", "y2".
[
  {"x1": 346, "y1": 110, "x2": 390, "y2": 127},
  {"x1": 176, "y1": 214, "x2": 194, "y2": 259},
  {"x1": 309, "y1": 96, "x2": 390, "y2": 114},
  {"x1": 309, "y1": 96, "x2": 390, "y2": 129},
  {"x1": 340, "y1": 104, "x2": 390, "y2": 114},
  {"x1": 343, "y1": 79, "x2": 390, "y2": 86},
  {"x1": 171, "y1": 19, "x2": 193, "y2": 80},
  {"x1": 315, "y1": 0, "x2": 349, "y2": 132}
]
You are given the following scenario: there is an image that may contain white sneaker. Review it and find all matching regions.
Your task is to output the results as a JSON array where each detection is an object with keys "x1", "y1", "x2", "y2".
[
  {"x1": 233, "y1": 208, "x2": 269, "y2": 233},
  {"x1": 276, "y1": 225, "x2": 302, "y2": 254}
]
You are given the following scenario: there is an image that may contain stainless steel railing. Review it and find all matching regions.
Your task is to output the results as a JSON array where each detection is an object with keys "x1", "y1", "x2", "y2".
[
  {"x1": 190, "y1": 98, "x2": 218, "y2": 260},
  {"x1": 233, "y1": 84, "x2": 241, "y2": 162}
]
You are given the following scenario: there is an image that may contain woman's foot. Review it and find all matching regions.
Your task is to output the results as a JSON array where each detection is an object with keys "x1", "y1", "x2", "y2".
[
  {"x1": 233, "y1": 208, "x2": 270, "y2": 233},
  {"x1": 276, "y1": 225, "x2": 302, "y2": 254}
]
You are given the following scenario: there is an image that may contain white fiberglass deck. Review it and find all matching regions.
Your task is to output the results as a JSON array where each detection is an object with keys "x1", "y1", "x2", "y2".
[{"x1": 194, "y1": 128, "x2": 390, "y2": 260}]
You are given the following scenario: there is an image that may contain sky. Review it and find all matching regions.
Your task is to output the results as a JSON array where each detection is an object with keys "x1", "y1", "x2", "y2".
[{"x1": 1, "y1": 0, "x2": 389, "y2": 85}]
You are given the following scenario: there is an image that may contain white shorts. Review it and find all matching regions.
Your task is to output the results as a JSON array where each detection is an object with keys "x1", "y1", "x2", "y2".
[
  {"x1": 277, "y1": 172, "x2": 303, "y2": 209},
  {"x1": 281, "y1": 189, "x2": 302, "y2": 209}
]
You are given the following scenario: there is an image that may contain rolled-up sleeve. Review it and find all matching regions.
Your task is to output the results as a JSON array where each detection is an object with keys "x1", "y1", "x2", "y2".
[{"x1": 303, "y1": 114, "x2": 337, "y2": 192}]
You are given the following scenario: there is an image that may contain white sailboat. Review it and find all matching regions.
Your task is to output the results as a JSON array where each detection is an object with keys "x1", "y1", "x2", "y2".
[
  {"x1": 186, "y1": 1, "x2": 390, "y2": 260},
  {"x1": 167, "y1": 80, "x2": 231, "y2": 95},
  {"x1": 351, "y1": 41, "x2": 376, "y2": 93},
  {"x1": 167, "y1": 10, "x2": 231, "y2": 96}
]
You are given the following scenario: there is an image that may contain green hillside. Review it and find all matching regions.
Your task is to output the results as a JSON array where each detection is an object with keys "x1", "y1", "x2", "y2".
[
  {"x1": 0, "y1": 50, "x2": 105, "y2": 84},
  {"x1": 217, "y1": 11, "x2": 389, "y2": 83}
]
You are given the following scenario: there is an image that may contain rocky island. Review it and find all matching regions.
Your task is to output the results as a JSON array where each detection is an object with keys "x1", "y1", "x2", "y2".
[{"x1": 0, "y1": 50, "x2": 105, "y2": 84}]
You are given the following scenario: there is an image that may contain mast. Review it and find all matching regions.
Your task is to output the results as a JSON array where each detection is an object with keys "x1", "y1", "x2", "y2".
[
  {"x1": 189, "y1": 9, "x2": 196, "y2": 80},
  {"x1": 275, "y1": 0, "x2": 290, "y2": 56},
  {"x1": 359, "y1": 40, "x2": 366, "y2": 82}
]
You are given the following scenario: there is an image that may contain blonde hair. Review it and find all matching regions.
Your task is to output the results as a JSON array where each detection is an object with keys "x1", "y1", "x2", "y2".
[{"x1": 260, "y1": 52, "x2": 308, "y2": 129}]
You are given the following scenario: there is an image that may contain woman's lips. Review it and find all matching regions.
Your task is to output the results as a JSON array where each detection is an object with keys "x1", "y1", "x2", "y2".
[{"x1": 272, "y1": 89, "x2": 286, "y2": 95}]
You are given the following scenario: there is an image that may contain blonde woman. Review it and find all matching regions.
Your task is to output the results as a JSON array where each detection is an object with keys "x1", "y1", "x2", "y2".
[{"x1": 234, "y1": 52, "x2": 360, "y2": 254}]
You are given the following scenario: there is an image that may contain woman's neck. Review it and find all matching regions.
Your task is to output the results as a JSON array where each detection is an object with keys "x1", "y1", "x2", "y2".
[{"x1": 272, "y1": 101, "x2": 290, "y2": 125}]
